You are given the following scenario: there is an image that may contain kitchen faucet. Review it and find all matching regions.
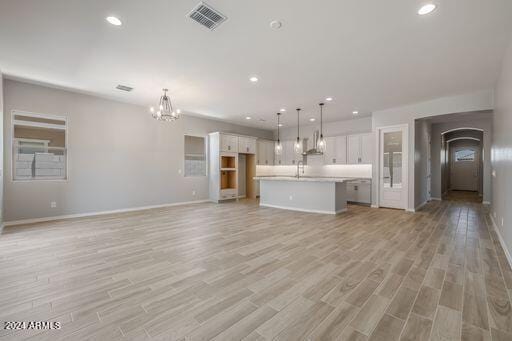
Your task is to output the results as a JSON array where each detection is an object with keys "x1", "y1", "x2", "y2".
[{"x1": 296, "y1": 160, "x2": 304, "y2": 178}]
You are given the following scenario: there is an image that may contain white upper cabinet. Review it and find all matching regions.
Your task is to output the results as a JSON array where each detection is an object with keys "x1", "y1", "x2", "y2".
[
  {"x1": 265, "y1": 141, "x2": 275, "y2": 165},
  {"x1": 283, "y1": 140, "x2": 303, "y2": 165},
  {"x1": 275, "y1": 141, "x2": 284, "y2": 165},
  {"x1": 360, "y1": 133, "x2": 373, "y2": 164},
  {"x1": 220, "y1": 134, "x2": 238, "y2": 152},
  {"x1": 347, "y1": 133, "x2": 373, "y2": 164},
  {"x1": 257, "y1": 140, "x2": 275, "y2": 165},
  {"x1": 323, "y1": 136, "x2": 347, "y2": 165},
  {"x1": 347, "y1": 135, "x2": 360, "y2": 164},
  {"x1": 238, "y1": 136, "x2": 256, "y2": 154}
]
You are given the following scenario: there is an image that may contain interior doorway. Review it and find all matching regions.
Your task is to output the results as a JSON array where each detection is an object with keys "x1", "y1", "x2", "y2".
[
  {"x1": 414, "y1": 110, "x2": 491, "y2": 208},
  {"x1": 449, "y1": 143, "x2": 480, "y2": 192}
]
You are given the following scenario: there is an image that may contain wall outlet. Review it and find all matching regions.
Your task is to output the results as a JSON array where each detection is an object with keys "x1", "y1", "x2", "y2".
[
  {"x1": 50, "y1": 201, "x2": 57, "y2": 208},
  {"x1": 178, "y1": 169, "x2": 182, "y2": 174},
  {"x1": 289, "y1": 195, "x2": 293, "y2": 201},
  {"x1": 192, "y1": 190, "x2": 196, "y2": 196}
]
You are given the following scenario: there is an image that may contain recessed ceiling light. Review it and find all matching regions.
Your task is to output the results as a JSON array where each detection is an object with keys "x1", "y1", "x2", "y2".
[
  {"x1": 418, "y1": 4, "x2": 436, "y2": 15},
  {"x1": 278, "y1": 123, "x2": 284, "y2": 127},
  {"x1": 352, "y1": 110, "x2": 359, "y2": 115},
  {"x1": 106, "y1": 16, "x2": 122, "y2": 26},
  {"x1": 249, "y1": 76, "x2": 259, "y2": 82},
  {"x1": 270, "y1": 20, "x2": 282, "y2": 30},
  {"x1": 325, "y1": 97, "x2": 333, "y2": 101},
  {"x1": 309, "y1": 118, "x2": 316, "y2": 122},
  {"x1": 280, "y1": 108, "x2": 286, "y2": 112},
  {"x1": 246, "y1": 116, "x2": 252, "y2": 120}
]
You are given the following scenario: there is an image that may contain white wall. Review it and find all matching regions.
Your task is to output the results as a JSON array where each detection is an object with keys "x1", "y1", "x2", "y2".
[
  {"x1": 414, "y1": 120, "x2": 431, "y2": 208},
  {"x1": 372, "y1": 90, "x2": 494, "y2": 210},
  {"x1": 3, "y1": 79, "x2": 272, "y2": 222},
  {"x1": 493, "y1": 34, "x2": 512, "y2": 261}
]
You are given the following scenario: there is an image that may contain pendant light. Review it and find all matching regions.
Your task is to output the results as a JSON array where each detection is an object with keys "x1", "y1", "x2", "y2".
[
  {"x1": 275, "y1": 112, "x2": 282, "y2": 155},
  {"x1": 294, "y1": 108, "x2": 303, "y2": 154},
  {"x1": 149, "y1": 88, "x2": 180, "y2": 121},
  {"x1": 317, "y1": 103, "x2": 326, "y2": 153}
]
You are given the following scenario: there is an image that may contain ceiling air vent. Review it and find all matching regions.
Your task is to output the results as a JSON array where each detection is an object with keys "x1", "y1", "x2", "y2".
[
  {"x1": 188, "y1": 2, "x2": 227, "y2": 30},
  {"x1": 116, "y1": 85, "x2": 133, "y2": 92}
]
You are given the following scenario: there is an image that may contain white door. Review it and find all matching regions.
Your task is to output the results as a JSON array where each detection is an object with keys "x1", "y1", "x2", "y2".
[
  {"x1": 379, "y1": 127, "x2": 407, "y2": 209},
  {"x1": 450, "y1": 146, "x2": 479, "y2": 191}
]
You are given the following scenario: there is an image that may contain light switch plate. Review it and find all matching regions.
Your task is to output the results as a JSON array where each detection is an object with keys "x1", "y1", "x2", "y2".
[{"x1": 50, "y1": 201, "x2": 57, "y2": 208}]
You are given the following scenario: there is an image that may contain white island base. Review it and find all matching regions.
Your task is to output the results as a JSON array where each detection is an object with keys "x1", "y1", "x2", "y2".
[{"x1": 256, "y1": 177, "x2": 349, "y2": 214}]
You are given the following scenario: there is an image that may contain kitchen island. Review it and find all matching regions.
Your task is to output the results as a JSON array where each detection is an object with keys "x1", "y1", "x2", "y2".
[{"x1": 254, "y1": 176, "x2": 357, "y2": 214}]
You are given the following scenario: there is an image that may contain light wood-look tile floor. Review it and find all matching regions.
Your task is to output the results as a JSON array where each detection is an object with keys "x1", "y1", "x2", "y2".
[{"x1": 1, "y1": 199, "x2": 512, "y2": 341}]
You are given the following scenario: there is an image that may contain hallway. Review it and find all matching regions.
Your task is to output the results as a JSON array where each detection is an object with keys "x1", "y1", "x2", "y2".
[{"x1": 443, "y1": 190, "x2": 483, "y2": 203}]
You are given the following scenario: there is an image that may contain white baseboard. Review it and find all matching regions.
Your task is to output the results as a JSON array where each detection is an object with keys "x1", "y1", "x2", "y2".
[
  {"x1": 406, "y1": 208, "x2": 416, "y2": 213},
  {"x1": 490, "y1": 214, "x2": 512, "y2": 270},
  {"x1": 483, "y1": 201, "x2": 491, "y2": 205},
  {"x1": 371, "y1": 205, "x2": 379, "y2": 208},
  {"x1": 259, "y1": 203, "x2": 347, "y2": 215},
  {"x1": 3, "y1": 200, "x2": 210, "y2": 227},
  {"x1": 430, "y1": 197, "x2": 442, "y2": 201}
]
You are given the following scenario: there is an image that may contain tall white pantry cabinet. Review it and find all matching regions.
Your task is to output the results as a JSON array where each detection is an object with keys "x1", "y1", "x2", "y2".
[{"x1": 209, "y1": 132, "x2": 257, "y2": 203}]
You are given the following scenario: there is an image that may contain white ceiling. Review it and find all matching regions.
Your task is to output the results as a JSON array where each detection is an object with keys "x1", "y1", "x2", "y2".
[{"x1": 1, "y1": 0, "x2": 511, "y2": 130}]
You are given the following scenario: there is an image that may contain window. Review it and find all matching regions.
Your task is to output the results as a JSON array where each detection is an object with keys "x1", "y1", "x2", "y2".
[
  {"x1": 184, "y1": 135, "x2": 206, "y2": 177},
  {"x1": 455, "y1": 149, "x2": 475, "y2": 162},
  {"x1": 12, "y1": 111, "x2": 67, "y2": 180}
]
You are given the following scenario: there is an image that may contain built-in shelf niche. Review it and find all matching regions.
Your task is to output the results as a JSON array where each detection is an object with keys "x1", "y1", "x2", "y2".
[
  {"x1": 220, "y1": 170, "x2": 237, "y2": 189},
  {"x1": 221, "y1": 155, "x2": 236, "y2": 169}
]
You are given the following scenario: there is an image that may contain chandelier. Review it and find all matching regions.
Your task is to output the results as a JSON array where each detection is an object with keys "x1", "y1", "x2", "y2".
[{"x1": 150, "y1": 88, "x2": 181, "y2": 121}]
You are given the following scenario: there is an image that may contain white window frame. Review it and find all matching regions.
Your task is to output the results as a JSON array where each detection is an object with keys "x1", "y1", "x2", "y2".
[
  {"x1": 11, "y1": 110, "x2": 69, "y2": 182},
  {"x1": 184, "y1": 134, "x2": 208, "y2": 177},
  {"x1": 14, "y1": 138, "x2": 50, "y2": 153}
]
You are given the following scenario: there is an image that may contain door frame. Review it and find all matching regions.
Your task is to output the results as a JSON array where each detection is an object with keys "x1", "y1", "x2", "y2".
[
  {"x1": 448, "y1": 141, "x2": 481, "y2": 192},
  {"x1": 375, "y1": 124, "x2": 409, "y2": 210}
]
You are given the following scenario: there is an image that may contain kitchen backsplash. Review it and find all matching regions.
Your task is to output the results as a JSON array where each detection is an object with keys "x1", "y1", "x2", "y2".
[{"x1": 256, "y1": 164, "x2": 372, "y2": 178}]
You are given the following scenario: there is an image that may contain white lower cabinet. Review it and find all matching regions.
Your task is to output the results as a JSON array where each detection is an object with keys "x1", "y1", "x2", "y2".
[{"x1": 346, "y1": 180, "x2": 371, "y2": 204}]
